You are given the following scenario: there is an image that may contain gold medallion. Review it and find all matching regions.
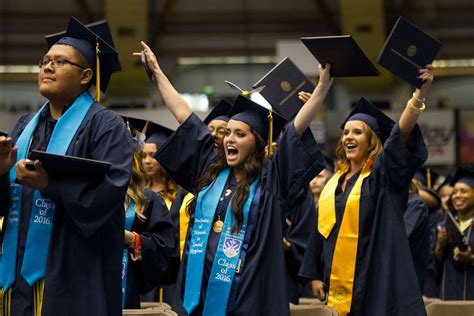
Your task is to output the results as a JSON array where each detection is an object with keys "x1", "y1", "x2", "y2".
[{"x1": 212, "y1": 215, "x2": 224, "y2": 233}]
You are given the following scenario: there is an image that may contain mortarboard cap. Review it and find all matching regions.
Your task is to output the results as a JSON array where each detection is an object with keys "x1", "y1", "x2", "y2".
[
  {"x1": 253, "y1": 57, "x2": 315, "y2": 120},
  {"x1": 121, "y1": 116, "x2": 174, "y2": 148},
  {"x1": 228, "y1": 95, "x2": 287, "y2": 144},
  {"x1": 45, "y1": 17, "x2": 121, "y2": 95},
  {"x1": 436, "y1": 174, "x2": 453, "y2": 192},
  {"x1": 450, "y1": 166, "x2": 474, "y2": 188},
  {"x1": 414, "y1": 166, "x2": 439, "y2": 188},
  {"x1": 0, "y1": 131, "x2": 8, "y2": 137},
  {"x1": 341, "y1": 97, "x2": 395, "y2": 143},
  {"x1": 323, "y1": 153, "x2": 335, "y2": 173},
  {"x1": 301, "y1": 35, "x2": 380, "y2": 77},
  {"x1": 28, "y1": 149, "x2": 111, "y2": 179},
  {"x1": 204, "y1": 99, "x2": 233, "y2": 125},
  {"x1": 377, "y1": 16, "x2": 442, "y2": 88}
]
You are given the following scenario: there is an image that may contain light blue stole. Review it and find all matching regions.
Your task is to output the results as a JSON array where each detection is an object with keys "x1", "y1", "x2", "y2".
[
  {"x1": 183, "y1": 168, "x2": 259, "y2": 315},
  {"x1": 0, "y1": 91, "x2": 94, "y2": 291},
  {"x1": 121, "y1": 200, "x2": 136, "y2": 308}
]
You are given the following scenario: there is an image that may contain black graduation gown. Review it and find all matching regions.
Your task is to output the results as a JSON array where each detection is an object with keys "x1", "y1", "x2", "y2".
[
  {"x1": 284, "y1": 190, "x2": 317, "y2": 304},
  {"x1": 155, "y1": 113, "x2": 325, "y2": 316},
  {"x1": 440, "y1": 221, "x2": 474, "y2": 300},
  {"x1": 161, "y1": 187, "x2": 189, "y2": 310},
  {"x1": 404, "y1": 193, "x2": 430, "y2": 290},
  {"x1": 125, "y1": 188, "x2": 178, "y2": 308},
  {"x1": 1, "y1": 102, "x2": 133, "y2": 316},
  {"x1": 300, "y1": 124, "x2": 428, "y2": 316},
  {"x1": 422, "y1": 208, "x2": 445, "y2": 298}
]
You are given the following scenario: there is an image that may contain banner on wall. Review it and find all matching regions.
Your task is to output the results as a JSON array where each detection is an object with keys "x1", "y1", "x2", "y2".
[
  {"x1": 458, "y1": 109, "x2": 474, "y2": 164},
  {"x1": 387, "y1": 110, "x2": 456, "y2": 166}
]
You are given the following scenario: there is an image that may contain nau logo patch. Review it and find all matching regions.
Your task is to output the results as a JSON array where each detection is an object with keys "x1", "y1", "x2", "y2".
[{"x1": 223, "y1": 237, "x2": 241, "y2": 258}]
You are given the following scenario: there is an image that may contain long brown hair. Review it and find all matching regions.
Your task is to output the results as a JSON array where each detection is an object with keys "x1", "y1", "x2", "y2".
[
  {"x1": 334, "y1": 121, "x2": 383, "y2": 173},
  {"x1": 125, "y1": 151, "x2": 148, "y2": 221},
  {"x1": 187, "y1": 128, "x2": 267, "y2": 232}
]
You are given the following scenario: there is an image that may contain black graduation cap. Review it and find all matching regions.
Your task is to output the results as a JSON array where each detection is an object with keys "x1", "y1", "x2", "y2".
[
  {"x1": 437, "y1": 174, "x2": 453, "y2": 192},
  {"x1": 121, "y1": 115, "x2": 174, "y2": 148},
  {"x1": 203, "y1": 99, "x2": 233, "y2": 125},
  {"x1": 450, "y1": 166, "x2": 474, "y2": 188},
  {"x1": 28, "y1": 149, "x2": 111, "y2": 179},
  {"x1": 228, "y1": 95, "x2": 287, "y2": 144},
  {"x1": 253, "y1": 57, "x2": 315, "y2": 120},
  {"x1": 301, "y1": 35, "x2": 380, "y2": 77},
  {"x1": 377, "y1": 16, "x2": 442, "y2": 88},
  {"x1": 341, "y1": 97, "x2": 395, "y2": 143},
  {"x1": 0, "y1": 131, "x2": 8, "y2": 137},
  {"x1": 323, "y1": 153, "x2": 335, "y2": 173},
  {"x1": 45, "y1": 17, "x2": 121, "y2": 95},
  {"x1": 414, "y1": 166, "x2": 439, "y2": 188}
]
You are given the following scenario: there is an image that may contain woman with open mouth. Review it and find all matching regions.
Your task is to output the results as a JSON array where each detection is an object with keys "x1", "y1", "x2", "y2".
[
  {"x1": 300, "y1": 66, "x2": 433, "y2": 316},
  {"x1": 136, "y1": 41, "x2": 330, "y2": 316}
]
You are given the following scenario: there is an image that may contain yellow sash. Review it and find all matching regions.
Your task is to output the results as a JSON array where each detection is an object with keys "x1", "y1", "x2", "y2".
[
  {"x1": 317, "y1": 160, "x2": 373, "y2": 316},
  {"x1": 178, "y1": 193, "x2": 193, "y2": 260}
]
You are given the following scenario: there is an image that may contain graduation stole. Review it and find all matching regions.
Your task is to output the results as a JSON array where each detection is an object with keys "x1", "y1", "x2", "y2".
[
  {"x1": 0, "y1": 91, "x2": 93, "y2": 315},
  {"x1": 317, "y1": 160, "x2": 373, "y2": 316},
  {"x1": 121, "y1": 200, "x2": 136, "y2": 308},
  {"x1": 178, "y1": 192, "x2": 193, "y2": 260},
  {"x1": 183, "y1": 168, "x2": 259, "y2": 315}
]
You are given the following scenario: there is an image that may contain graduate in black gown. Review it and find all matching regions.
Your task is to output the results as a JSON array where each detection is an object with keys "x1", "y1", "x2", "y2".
[
  {"x1": 300, "y1": 65, "x2": 433, "y2": 316},
  {"x1": 121, "y1": 118, "x2": 178, "y2": 309},
  {"x1": 163, "y1": 99, "x2": 233, "y2": 312},
  {"x1": 413, "y1": 168, "x2": 444, "y2": 298},
  {"x1": 142, "y1": 123, "x2": 177, "y2": 209},
  {"x1": 136, "y1": 42, "x2": 330, "y2": 315},
  {"x1": 436, "y1": 167, "x2": 474, "y2": 300},
  {"x1": 283, "y1": 190, "x2": 317, "y2": 304},
  {"x1": 404, "y1": 182, "x2": 430, "y2": 290},
  {"x1": 0, "y1": 18, "x2": 133, "y2": 316}
]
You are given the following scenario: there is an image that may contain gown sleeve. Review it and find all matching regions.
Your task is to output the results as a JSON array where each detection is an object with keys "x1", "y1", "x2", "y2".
[
  {"x1": 154, "y1": 113, "x2": 216, "y2": 193},
  {"x1": 40, "y1": 110, "x2": 134, "y2": 238},
  {"x1": 268, "y1": 122, "x2": 326, "y2": 203},
  {"x1": 132, "y1": 190, "x2": 179, "y2": 292},
  {"x1": 299, "y1": 204, "x2": 325, "y2": 281},
  {"x1": 380, "y1": 124, "x2": 427, "y2": 192}
]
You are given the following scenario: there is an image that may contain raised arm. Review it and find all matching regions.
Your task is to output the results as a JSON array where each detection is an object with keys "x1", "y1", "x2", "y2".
[
  {"x1": 399, "y1": 65, "x2": 434, "y2": 144},
  {"x1": 135, "y1": 41, "x2": 192, "y2": 125},
  {"x1": 293, "y1": 64, "x2": 333, "y2": 137}
]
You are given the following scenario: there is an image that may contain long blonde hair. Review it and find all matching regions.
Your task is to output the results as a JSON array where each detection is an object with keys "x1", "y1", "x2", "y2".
[
  {"x1": 125, "y1": 151, "x2": 148, "y2": 221},
  {"x1": 334, "y1": 121, "x2": 383, "y2": 173}
]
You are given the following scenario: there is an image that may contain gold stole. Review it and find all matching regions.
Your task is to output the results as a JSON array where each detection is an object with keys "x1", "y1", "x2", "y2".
[
  {"x1": 317, "y1": 160, "x2": 373, "y2": 316},
  {"x1": 178, "y1": 193, "x2": 193, "y2": 260}
]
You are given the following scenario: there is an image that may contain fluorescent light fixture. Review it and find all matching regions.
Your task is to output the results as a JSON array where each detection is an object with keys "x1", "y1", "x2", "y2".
[
  {"x1": 177, "y1": 56, "x2": 277, "y2": 65},
  {"x1": 0, "y1": 65, "x2": 39, "y2": 74},
  {"x1": 432, "y1": 59, "x2": 474, "y2": 68}
]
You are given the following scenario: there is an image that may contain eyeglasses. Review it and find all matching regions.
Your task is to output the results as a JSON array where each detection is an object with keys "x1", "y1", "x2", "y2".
[{"x1": 38, "y1": 58, "x2": 87, "y2": 69}]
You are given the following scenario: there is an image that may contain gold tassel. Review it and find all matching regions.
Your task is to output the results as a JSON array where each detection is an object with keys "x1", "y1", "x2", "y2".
[
  {"x1": 0, "y1": 287, "x2": 11, "y2": 316},
  {"x1": 95, "y1": 41, "x2": 101, "y2": 102},
  {"x1": 242, "y1": 90, "x2": 250, "y2": 98},
  {"x1": 427, "y1": 167, "x2": 431, "y2": 188},
  {"x1": 159, "y1": 288, "x2": 163, "y2": 303},
  {"x1": 268, "y1": 110, "x2": 274, "y2": 155},
  {"x1": 1, "y1": 288, "x2": 4, "y2": 316},
  {"x1": 33, "y1": 280, "x2": 45, "y2": 316}
]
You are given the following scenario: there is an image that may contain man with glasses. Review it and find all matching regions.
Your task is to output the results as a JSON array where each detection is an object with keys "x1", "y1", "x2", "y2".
[{"x1": 0, "y1": 17, "x2": 133, "y2": 316}]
